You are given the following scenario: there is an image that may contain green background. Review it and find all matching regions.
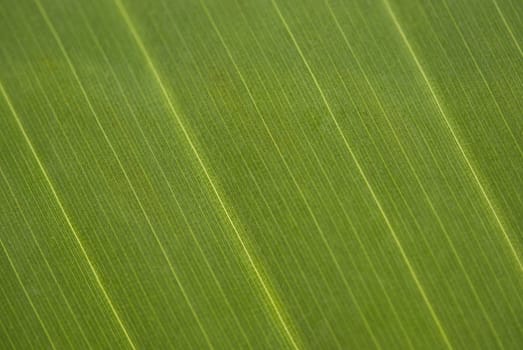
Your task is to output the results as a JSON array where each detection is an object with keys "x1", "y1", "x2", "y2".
[{"x1": 1, "y1": 0, "x2": 522, "y2": 348}]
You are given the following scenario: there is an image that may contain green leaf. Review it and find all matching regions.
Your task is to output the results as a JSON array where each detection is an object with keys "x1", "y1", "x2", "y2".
[{"x1": 1, "y1": 0, "x2": 522, "y2": 348}]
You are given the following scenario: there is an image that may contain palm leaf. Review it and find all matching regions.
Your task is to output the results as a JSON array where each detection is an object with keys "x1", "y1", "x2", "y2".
[{"x1": 1, "y1": 0, "x2": 522, "y2": 348}]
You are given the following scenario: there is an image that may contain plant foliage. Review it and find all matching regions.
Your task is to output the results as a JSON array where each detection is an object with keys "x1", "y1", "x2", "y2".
[{"x1": 1, "y1": 0, "x2": 522, "y2": 348}]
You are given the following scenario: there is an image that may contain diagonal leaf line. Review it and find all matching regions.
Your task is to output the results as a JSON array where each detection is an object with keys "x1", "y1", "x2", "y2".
[
  {"x1": 201, "y1": 2, "x2": 390, "y2": 349},
  {"x1": 11, "y1": 12, "x2": 181, "y2": 345},
  {"x1": 189, "y1": 9, "x2": 341, "y2": 348},
  {"x1": 156, "y1": 2, "x2": 337, "y2": 344},
  {"x1": 32, "y1": 0, "x2": 216, "y2": 348},
  {"x1": 324, "y1": 1, "x2": 504, "y2": 345},
  {"x1": 270, "y1": 0, "x2": 454, "y2": 348},
  {"x1": 0, "y1": 0, "x2": 521, "y2": 348},
  {"x1": 491, "y1": 0, "x2": 523, "y2": 57},
  {"x1": 233, "y1": 3, "x2": 422, "y2": 346},
  {"x1": 112, "y1": 0, "x2": 301, "y2": 349},
  {"x1": 156, "y1": 1, "x2": 300, "y2": 345},
  {"x1": 77, "y1": 5, "x2": 253, "y2": 347},
  {"x1": 0, "y1": 240, "x2": 56, "y2": 350},
  {"x1": 0, "y1": 309, "x2": 16, "y2": 349},
  {"x1": 393, "y1": 1, "x2": 523, "y2": 309},
  {"x1": 382, "y1": 0, "x2": 523, "y2": 272},
  {"x1": 10, "y1": 24, "x2": 174, "y2": 346},
  {"x1": 0, "y1": 81, "x2": 136, "y2": 350},
  {"x1": 441, "y1": 0, "x2": 523, "y2": 158},
  {"x1": 0, "y1": 166, "x2": 93, "y2": 349},
  {"x1": 198, "y1": 0, "x2": 387, "y2": 348}
]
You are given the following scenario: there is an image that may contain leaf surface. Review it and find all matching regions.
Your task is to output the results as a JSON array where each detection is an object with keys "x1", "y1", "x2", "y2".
[{"x1": 1, "y1": 0, "x2": 522, "y2": 349}]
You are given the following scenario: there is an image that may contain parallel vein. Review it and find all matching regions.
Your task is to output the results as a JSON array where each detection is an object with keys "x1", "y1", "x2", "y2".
[
  {"x1": 32, "y1": 0, "x2": 216, "y2": 347},
  {"x1": 0, "y1": 80, "x2": 137, "y2": 350},
  {"x1": 112, "y1": 0, "x2": 301, "y2": 348},
  {"x1": 382, "y1": 0, "x2": 522, "y2": 272},
  {"x1": 270, "y1": 0, "x2": 453, "y2": 348}
]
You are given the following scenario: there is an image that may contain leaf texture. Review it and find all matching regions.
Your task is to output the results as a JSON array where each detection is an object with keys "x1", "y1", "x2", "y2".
[{"x1": 1, "y1": 0, "x2": 522, "y2": 349}]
